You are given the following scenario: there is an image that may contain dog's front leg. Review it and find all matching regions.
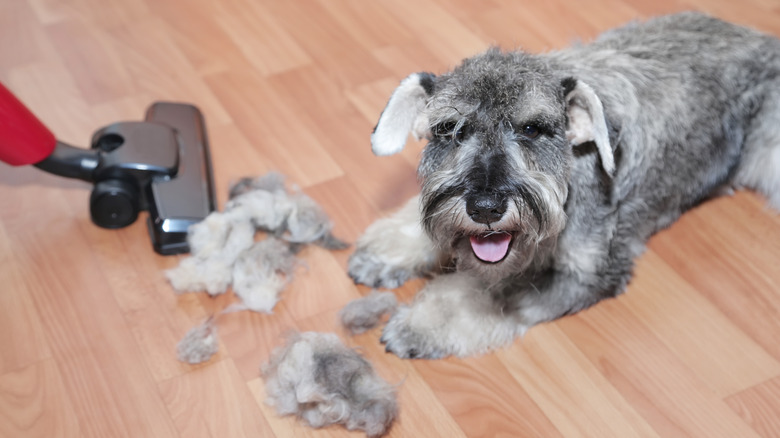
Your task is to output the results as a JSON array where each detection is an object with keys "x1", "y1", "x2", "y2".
[
  {"x1": 348, "y1": 195, "x2": 443, "y2": 288},
  {"x1": 381, "y1": 264, "x2": 631, "y2": 359},
  {"x1": 381, "y1": 272, "x2": 525, "y2": 358}
]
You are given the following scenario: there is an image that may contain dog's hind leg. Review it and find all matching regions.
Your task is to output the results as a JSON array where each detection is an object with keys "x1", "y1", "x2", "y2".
[
  {"x1": 348, "y1": 196, "x2": 445, "y2": 288},
  {"x1": 734, "y1": 88, "x2": 780, "y2": 210}
]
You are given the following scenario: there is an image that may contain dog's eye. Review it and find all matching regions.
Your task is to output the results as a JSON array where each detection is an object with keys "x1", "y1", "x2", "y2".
[
  {"x1": 433, "y1": 121, "x2": 455, "y2": 138},
  {"x1": 433, "y1": 121, "x2": 468, "y2": 144},
  {"x1": 522, "y1": 124, "x2": 540, "y2": 139}
]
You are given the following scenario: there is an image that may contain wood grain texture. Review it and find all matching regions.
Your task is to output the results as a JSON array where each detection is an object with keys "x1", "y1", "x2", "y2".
[
  {"x1": 726, "y1": 376, "x2": 780, "y2": 438},
  {"x1": 159, "y1": 359, "x2": 274, "y2": 438},
  {"x1": 0, "y1": 223, "x2": 51, "y2": 375},
  {"x1": 0, "y1": 360, "x2": 80, "y2": 438},
  {"x1": 1, "y1": 1, "x2": 779, "y2": 437},
  {"x1": 497, "y1": 325, "x2": 659, "y2": 438}
]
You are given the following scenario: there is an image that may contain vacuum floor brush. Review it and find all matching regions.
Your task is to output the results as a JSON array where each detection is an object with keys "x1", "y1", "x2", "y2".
[{"x1": 0, "y1": 82, "x2": 217, "y2": 255}]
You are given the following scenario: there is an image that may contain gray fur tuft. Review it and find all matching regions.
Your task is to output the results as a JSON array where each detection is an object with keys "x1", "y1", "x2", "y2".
[
  {"x1": 262, "y1": 332, "x2": 398, "y2": 437},
  {"x1": 176, "y1": 318, "x2": 219, "y2": 364},
  {"x1": 340, "y1": 290, "x2": 399, "y2": 334}
]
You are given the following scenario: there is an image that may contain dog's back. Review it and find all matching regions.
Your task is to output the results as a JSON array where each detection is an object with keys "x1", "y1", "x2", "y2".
[
  {"x1": 593, "y1": 12, "x2": 772, "y2": 59},
  {"x1": 552, "y1": 12, "x2": 780, "y2": 237}
]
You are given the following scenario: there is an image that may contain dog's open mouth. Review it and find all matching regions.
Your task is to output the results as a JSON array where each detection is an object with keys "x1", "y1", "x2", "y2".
[{"x1": 469, "y1": 232, "x2": 513, "y2": 263}]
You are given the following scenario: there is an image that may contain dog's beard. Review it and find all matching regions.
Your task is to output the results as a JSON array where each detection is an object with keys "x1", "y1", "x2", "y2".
[{"x1": 421, "y1": 176, "x2": 567, "y2": 282}]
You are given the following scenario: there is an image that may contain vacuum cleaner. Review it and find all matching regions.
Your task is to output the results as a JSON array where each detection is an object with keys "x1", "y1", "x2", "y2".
[{"x1": 0, "y1": 82, "x2": 217, "y2": 255}]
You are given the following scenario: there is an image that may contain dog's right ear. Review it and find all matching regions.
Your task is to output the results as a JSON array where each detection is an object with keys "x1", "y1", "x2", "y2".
[{"x1": 371, "y1": 72, "x2": 435, "y2": 156}]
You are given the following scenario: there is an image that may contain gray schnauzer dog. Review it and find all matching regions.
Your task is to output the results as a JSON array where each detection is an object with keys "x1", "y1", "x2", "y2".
[{"x1": 348, "y1": 12, "x2": 780, "y2": 359}]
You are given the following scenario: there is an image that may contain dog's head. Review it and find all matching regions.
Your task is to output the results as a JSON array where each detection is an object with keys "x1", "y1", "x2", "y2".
[{"x1": 372, "y1": 49, "x2": 614, "y2": 280}]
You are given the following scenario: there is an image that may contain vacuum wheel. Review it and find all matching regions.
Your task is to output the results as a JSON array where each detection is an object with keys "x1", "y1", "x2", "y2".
[{"x1": 89, "y1": 179, "x2": 140, "y2": 229}]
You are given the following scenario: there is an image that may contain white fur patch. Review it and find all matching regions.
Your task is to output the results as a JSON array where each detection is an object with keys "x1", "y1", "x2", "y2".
[
  {"x1": 354, "y1": 195, "x2": 438, "y2": 274},
  {"x1": 382, "y1": 272, "x2": 526, "y2": 357},
  {"x1": 566, "y1": 81, "x2": 615, "y2": 176},
  {"x1": 737, "y1": 138, "x2": 780, "y2": 210},
  {"x1": 371, "y1": 73, "x2": 430, "y2": 156},
  {"x1": 231, "y1": 237, "x2": 298, "y2": 313}
]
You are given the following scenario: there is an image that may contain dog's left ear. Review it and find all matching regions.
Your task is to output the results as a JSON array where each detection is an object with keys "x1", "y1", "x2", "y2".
[
  {"x1": 371, "y1": 72, "x2": 435, "y2": 156},
  {"x1": 563, "y1": 77, "x2": 615, "y2": 176}
]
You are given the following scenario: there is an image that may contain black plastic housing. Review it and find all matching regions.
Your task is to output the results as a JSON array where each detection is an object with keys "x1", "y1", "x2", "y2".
[
  {"x1": 33, "y1": 102, "x2": 216, "y2": 255},
  {"x1": 143, "y1": 103, "x2": 216, "y2": 255}
]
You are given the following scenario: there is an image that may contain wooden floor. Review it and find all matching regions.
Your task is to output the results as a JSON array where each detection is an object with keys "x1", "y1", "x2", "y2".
[{"x1": 1, "y1": 0, "x2": 779, "y2": 437}]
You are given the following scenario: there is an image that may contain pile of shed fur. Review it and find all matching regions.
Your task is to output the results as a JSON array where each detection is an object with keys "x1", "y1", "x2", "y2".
[
  {"x1": 167, "y1": 172, "x2": 400, "y2": 437},
  {"x1": 263, "y1": 332, "x2": 398, "y2": 437},
  {"x1": 167, "y1": 172, "x2": 347, "y2": 307}
]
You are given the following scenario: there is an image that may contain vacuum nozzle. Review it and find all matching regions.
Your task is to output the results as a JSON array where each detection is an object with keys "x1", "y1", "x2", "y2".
[
  {"x1": 0, "y1": 82, "x2": 216, "y2": 255},
  {"x1": 142, "y1": 103, "x2": 217, "y2": 255}
]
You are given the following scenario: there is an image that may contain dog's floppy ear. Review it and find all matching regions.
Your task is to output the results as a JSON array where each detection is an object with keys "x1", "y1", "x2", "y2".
[
  {"x1": 563, "y1": 77, "x2": 615, "y2": 176},
  {"x1": 371, "y1": 72, "x2": 435, "y2": 156}
]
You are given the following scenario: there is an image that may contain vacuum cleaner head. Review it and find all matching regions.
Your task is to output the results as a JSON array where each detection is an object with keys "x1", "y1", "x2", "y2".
[
  {"x1": 0, "y1": 83, "x2": 217, "y2": 255},
  {"x1": 141, "y1": 103, "x2": 217, "y2": 255}
]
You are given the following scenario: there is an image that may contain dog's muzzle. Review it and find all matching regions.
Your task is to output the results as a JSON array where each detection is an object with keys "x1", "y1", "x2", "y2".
[{"x1": 464, "y1": 192, "x2": 514, "y2": 263}]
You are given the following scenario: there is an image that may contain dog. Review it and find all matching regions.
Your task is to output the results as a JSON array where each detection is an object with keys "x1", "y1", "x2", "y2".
[{"x1": 347, "y1": 12, "x2": 780, "y2": 359}]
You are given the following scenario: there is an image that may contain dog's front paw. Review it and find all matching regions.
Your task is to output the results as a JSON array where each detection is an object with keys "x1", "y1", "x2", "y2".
[
  {"x1": 380, "y1": 307, "x2": 447, "y2": 359},
  {"x1": 348, "y1": 250, "x2": 413, "y2": 289}
]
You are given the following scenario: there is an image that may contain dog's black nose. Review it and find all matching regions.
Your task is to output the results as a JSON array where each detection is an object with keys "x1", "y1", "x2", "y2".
[{"x1": 466, "y1": 193, "x2": 507, "y2": 224}]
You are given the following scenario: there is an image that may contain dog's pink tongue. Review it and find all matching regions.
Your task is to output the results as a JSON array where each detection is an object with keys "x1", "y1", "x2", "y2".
[{"x1": 469, "y1": 233, "x2": 512, "y2": 263}]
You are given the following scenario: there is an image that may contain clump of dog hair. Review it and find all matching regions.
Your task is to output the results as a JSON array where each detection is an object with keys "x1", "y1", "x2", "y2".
[
  {"x1": 166, "y1": 217, "x2": 255, "y2": 295},
  {"x1": 231, "y1": 237, "x2": 299, "y2": 313},
  {"x1": 168, "y1": 172, "x2": 351, "y2": 365},
  {"x1": 228, "y1": 173, "x2": 349, "y2": 250},
  {"x1": 176, "y1": 317, "x2": 219, "y2": 364},
  {"x1": 340, "y1": 290, "x2": 398, "y2": 335},
  {"x1": 262, "y1": 332, "x2": 398, "y2": 438},
  {"x1": 286, "y1": 193, "x2": 335, "y2": 242},
  {"x1": 166, "y1": 171, "x2": 348, "y2": 299},
  {"x1": 228, "y1": 172, "x2": 287, "y2": 199},
  {"x1": 316, "y1": 232, "x2": 351, "y2": 251},
  {"x1": 226, "y1": 188, "x2": 295, "y2": 234}
]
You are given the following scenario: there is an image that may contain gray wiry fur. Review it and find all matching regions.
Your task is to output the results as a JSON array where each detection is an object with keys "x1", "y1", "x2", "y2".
[
  {"x1": 176, "y1": 318, "x2": 219, "y2": 364},
  {"x1": 166, "y1": 187, "x2": 293, "y2": 295},
  {"x1": 340, "y1": 290, "x2": 399, "y2": 334},
  {"x1": 349, "y1": 12, "x2": 780, "y2": 358},
  {"x1": 286, "y1": 192, "x2": 348, "y2": 248},
  {"x1": 166, "y1": 172, "x2": 348, "y2": 297},
  {"x1": 262, "y1": 332, "x2": 398, "y2": 437},
  {"x1": 166, "y1": 213, "x2": 255, "y2": 295},
  {"x1": 231, "y1": 237, "x2": 299, "y2": 313},
  {"x1": 228, "y1": 172, "x2": 287, "y2": 199},
  {"x1": 230, "y1": 173, "x2": 350, "y2": 250}
]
